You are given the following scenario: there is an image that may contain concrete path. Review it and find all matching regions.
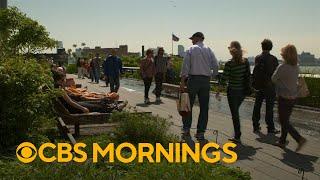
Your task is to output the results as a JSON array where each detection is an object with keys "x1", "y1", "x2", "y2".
[{"x1": 71, "y1": 74, "x2": 320, "y2": 180}]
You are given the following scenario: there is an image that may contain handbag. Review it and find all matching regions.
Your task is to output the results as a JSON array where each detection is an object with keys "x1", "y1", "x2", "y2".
[
  {"x1": 297, "y1": 77, "x2": 310, "y2": 98},
  {"x1": 176, "y1": 93, "x2": 191, "y2": 117}
]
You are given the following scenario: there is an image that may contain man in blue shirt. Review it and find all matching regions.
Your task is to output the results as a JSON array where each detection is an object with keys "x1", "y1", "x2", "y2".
[{"x1": 103, "y1": 49, "x2": 123, "y2": 93}]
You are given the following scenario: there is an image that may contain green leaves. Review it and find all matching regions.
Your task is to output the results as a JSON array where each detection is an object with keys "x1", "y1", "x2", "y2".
[
  {"x1": 0, "y1": 7, "x2": 55, "y2": 57},
  {"x1": 0, "y1": 57, "x2": 59, "y2": 150}
]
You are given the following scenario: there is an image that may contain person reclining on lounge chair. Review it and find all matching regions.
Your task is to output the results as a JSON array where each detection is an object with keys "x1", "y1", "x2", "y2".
[{"x1": 52, "y1": 70, "x2": 127, "y2": 113}]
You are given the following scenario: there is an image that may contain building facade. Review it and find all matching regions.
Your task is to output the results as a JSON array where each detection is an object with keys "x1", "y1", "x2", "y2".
[
  {"x1": 299, "y1": 52, "x2": 320, "y2": 66},
  {"x1": 81, "y1": 45, "x2": 129, "y2": 58}
]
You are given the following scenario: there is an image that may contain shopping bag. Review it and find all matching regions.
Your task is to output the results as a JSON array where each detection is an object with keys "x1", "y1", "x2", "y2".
[
  {"x1": 177, "y1": 93, "x2": 191, "y2": 117},
  {"x1": 297, "y1": 77, "x2": 310, "y2": 98}
]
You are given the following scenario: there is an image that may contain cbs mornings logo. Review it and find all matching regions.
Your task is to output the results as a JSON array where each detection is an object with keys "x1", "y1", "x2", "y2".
[
  {"x1": 16, "y1": 142, "x2": 38, "y2": 163},
  {"x1": 16, "y1": 142, "x2": 238, "y2": 164}
]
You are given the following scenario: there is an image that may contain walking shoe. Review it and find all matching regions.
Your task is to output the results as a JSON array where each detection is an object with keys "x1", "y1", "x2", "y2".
[
  {"x1": 253, "y1": 127, "x2": 261, "y2": 134},
  {"x1": 228, "y1": 137, "x2": 241, "y2": 144},
  {"x1": 198, "y1": 139, "x2": 209, "y2": 148},
  {"x1": 274, "y1": 141, "x2": 286, "y2": 149},
  {"x1": 144, "y1": 98, "x2": 150, "y2": 104},
  {"x1": 155, "y1": 97, "x2": 162, "y2": 103},
  {"x1": 296, "y1": 137, "x2": 307, "y2": 152},
  {"x1": 181, "y1": 132, "x2": 193, "y2": 142},
  {"x1": 268, "y1": 129, "x2": 280, "y2": 134}
]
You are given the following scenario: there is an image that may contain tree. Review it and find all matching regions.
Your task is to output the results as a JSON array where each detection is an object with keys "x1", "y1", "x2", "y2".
[
  {"x1": 67, "y1": 48, "x2": 72, "y2": 56},
  {"x1": 0, "y1": 7, "x2": 56, "y2": 58},
  {"x1": 81, "y1": 42, "x2": 86, "y2": 47},
  {"x1": 73, "y1": 44, "x2": 77, "y2": 49}
]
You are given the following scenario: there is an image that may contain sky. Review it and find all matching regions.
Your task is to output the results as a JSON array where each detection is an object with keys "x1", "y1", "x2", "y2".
[{"x1": 9, "y1": 0, "x2": 320, "y2": 60}]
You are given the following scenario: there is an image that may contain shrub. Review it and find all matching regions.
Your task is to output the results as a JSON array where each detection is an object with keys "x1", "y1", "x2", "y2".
[
  {"x1": 123, "y1": 160, "x2": 251, "y2": 180},
  {"x1": 66, "y1": 63, "x2": 77, "y2": 74},
  {"x1": 0, "y1": 57, "x2": 58, "y2": 150},
  {"x1": 110, "y1": 111, "x2": 178, "y2": 145},
  {"x1": 0, "y1": 132, "x2": 251, "y2": 180}
]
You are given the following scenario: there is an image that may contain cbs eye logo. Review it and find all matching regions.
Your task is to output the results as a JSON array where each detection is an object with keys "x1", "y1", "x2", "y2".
[{"x1": 16, "y1": 142, "x2": 37, "y2": 163}]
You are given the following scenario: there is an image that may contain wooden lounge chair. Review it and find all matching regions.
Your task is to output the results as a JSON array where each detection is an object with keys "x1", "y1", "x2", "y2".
[{"x1": 53, "y1": 99, "x2": 111, "y2": 137}]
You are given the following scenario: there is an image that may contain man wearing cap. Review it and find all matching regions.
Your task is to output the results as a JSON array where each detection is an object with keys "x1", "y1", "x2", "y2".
[{"x1": 180, "y1": 32, "x2": 219, "y2": 145}]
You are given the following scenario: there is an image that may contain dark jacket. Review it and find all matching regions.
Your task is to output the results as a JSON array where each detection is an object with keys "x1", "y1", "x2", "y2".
[
  {"x1": 103, "y1": 55, "x2": 123, "y2": 78},
  {"x1": 254, "y1": 52, "x2": 279, "y2": 86}
]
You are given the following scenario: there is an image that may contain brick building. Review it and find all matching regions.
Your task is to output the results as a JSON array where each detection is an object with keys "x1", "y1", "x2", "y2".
[{"x1": 81, "y1": 45, "x2": 129, "y2": 57}]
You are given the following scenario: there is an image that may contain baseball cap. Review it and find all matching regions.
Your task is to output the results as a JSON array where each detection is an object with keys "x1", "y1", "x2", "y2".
[{"x1": 189, "y1": 32, "x2": 205, "y2": 40}]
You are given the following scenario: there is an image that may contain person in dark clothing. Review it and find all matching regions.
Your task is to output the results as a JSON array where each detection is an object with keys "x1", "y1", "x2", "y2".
[
  {"x1": 221, "y1": 41, "x2": 251, "y2": 143},
  {"x1": 91, "y1": 53, "x2": 101, "y2": 83},
  {"x1": 154, "y1": 47, "x2": 169, "y2": 103},
  {"x1": 103, "y1": 49, "x2": 123, "y2": 93},
  {"x1": 252, "y1": 39, "x2": 280, "y2": 134}
]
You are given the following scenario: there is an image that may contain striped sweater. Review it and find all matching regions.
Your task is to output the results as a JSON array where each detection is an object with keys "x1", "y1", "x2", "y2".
[{"x1": 222, "y1": 59, "x2": 250, "y2": 90}]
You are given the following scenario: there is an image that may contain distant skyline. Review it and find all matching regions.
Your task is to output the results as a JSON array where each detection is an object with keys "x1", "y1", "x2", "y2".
[{"x1": 9, "y1": 0, "x2": 320, "y2": 60}]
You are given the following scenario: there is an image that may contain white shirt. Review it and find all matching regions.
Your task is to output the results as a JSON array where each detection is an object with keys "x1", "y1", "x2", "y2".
[{"x1": 180, "y1": 42, "x2": 219, "y2": 77}]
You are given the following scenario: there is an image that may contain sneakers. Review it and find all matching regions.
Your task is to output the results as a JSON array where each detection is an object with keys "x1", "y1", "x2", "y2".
[
  {"x1": 144, "y1": 98, "x2": 150, "y2": 104},
  {"x1": 228, "y1": 137, "x2": 241, "y2": 144},
  {"x1": 296, "y1": 137, "x2": 307, "y2": 152},
  {"x1": 155, "y1": 97, "x2": 162, "y2": 103},
  {"x1": 268, "y1": 129, "x2": 280, "y2": 134},
  {"x1": 253, "y1": 127, "x2": 261, "y2": 134},
  {"x1": 274, "y1": 141, "x2": 286, "y2": 149}
]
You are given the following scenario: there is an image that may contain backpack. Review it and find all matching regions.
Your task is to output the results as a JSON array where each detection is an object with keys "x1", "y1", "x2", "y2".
[{"x1": 252, "y1": 58, "x2": 268, "y2": 90}]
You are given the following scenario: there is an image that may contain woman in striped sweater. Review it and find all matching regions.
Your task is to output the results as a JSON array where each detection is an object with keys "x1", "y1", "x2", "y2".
[{"x1": 222, "y1": 41, "x2": 251, "y2": 143}]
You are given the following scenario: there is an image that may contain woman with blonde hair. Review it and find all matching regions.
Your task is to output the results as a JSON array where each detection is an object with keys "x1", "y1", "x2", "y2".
[
  {"x1": 221, "y1": 41, "x2": 251, "y2": 143},
  {"x1": 272, "y1": 44, "x2": 306, "y2": 152}
]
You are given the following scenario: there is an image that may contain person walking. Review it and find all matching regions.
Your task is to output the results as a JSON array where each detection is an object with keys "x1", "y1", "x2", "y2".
[
  {"x1": 221, "y1": 41, "x2": 251, "y2": 143},
  {"x1": 165, "y1": 57, "x2": 175, "y2": 83},
  {"x1": 252, "y1": 39, "x2": 280, "y2": 134},
  {"x1": 140, "y1": 49, "x2": 156, "y2": 104},
  {"x1": 154, "y1": 47, "x2": 169, "y2": 103},
  {"x1": 77, "y1": 57, "x2": 83, "y2": 79},
  {"x1": 180, "y1": 32, "x2": 219, "y2": 144},
  {"x1": 103, "y1": 49, "x2": 123, "y2": 93},
  {"x1": 91, "y1": 53, "x2": 101, "y2": 83},
  {"x1": 272, "y1": 44, "x2": 306, "y2": 152},
  {"x1": 89, "y1": 58, "x2": 95, "y2": 82}
]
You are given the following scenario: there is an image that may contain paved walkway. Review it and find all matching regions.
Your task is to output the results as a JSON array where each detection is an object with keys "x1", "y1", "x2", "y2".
[{"x1": 71, "y1": 74, "x2": 320, "y2": 180}]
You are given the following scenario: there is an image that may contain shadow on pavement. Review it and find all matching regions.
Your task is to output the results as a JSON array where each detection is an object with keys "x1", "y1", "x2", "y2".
[
  {"x1": 136, "y1": 101, "x2": 162, "y2": 107},
  {"x1": 281, "y1": 148, "x2": 319, "y2": 172},
  {"x1": 233, "y1": 143, "x2": 262, "y2": 161},
  {"x1": 255, "y1": 132, "x2": 280, "y2": 145}
]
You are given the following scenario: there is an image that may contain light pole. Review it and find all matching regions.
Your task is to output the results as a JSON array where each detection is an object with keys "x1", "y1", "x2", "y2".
[{"x1": 0, "y1": 0, "x2": 7, "y2": 9}]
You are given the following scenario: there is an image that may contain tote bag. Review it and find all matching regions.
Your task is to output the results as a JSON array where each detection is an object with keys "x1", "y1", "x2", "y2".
[
  {"x1": 297, "y1": 77, "x2": 310, "y2": 98},
  {"x1": 177, "y1": 93, "x2": 191, "y2": 117}
]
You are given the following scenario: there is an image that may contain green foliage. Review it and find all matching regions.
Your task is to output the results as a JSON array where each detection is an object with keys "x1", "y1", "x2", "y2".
[
  {"x1": 0, "y1": 57, "x2": 59, "y2": 150},
  {"x1": 66, "y1": 63, "x2": 77, "y2": 74},
  {"x1": 123, "y1": 161, "x2": 251, "y2": 180},
  {"x1": 111, "y1": 111, "x2": 178, "y2": 145},
  {"x1": 0, "y1": 112, "x2": 250, "y2": 179},
  {"x1": 0, "y1": 7, "x2": 55, "y2": 58},
  {"x1": 297, "y1": 77, "x2": 320, "y2": 108}
]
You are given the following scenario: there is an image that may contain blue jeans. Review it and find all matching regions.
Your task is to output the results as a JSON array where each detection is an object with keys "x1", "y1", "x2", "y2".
[
  {"x1": 227, "y1": 88, "x2": 245, "y2": 139},
  {"x1": 182, "y1": 75, "x2": 210, "y2": 135}
]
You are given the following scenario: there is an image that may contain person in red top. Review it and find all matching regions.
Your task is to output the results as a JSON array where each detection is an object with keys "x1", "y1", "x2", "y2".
[{"x1": 140, "y1": 49, "x2": 156, "y2": 104}]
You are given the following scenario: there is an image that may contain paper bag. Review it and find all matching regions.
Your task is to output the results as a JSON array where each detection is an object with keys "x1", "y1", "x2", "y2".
[{"x1": 177, "y1": 93, "x2": 191, "y2": 117}]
